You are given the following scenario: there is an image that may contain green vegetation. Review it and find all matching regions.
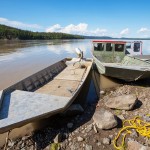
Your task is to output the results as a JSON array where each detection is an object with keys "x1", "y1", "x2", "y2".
[
  {"x1": 1, "y1": 24, "x2": 150, "y2": 40},
  {"x1": 0, "y1": 24, "x2": 84, "y2": 40}
]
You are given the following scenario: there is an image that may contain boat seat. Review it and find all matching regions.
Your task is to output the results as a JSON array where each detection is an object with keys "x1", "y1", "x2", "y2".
[{"x1": 0, "y1": 90, "x2": 70, "y2": 133}]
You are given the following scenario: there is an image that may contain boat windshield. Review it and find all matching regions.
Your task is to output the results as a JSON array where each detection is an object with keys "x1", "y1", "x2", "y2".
[
  {"x1": 126, "y1": 43, "x2": 131, "y2": 49},
  {"x1": 115, "y1": 44, "x2": 124, "y2": 52},
  {"x1": 94, "y1": 43, "x2": 104, "y2": 51},
  {"x1": 106, "y1": 43, "x2": 113, "y2": 51},
  {"x1": 134, "y1": 43, "x2": 140, "y2": 52}
]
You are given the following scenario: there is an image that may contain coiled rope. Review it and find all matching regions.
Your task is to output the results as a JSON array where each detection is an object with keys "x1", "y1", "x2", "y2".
[{"x1": 113, "y1": 116, "x2": 150, "y2": 150}]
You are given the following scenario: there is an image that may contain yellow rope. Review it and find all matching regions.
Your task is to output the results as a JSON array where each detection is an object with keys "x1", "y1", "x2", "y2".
[{"x1": 113, "y1": 116, "x2": 150, "y2": 150}]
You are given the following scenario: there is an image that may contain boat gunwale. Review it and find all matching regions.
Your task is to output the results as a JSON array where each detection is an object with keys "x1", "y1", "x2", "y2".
[{"x1": 1, "y1": 58, "x2": 67, "y2": 95}]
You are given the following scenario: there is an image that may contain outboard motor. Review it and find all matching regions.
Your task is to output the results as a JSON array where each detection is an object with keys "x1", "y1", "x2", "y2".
[
  {"x1": 73, "y1": 48, "x2": 85, "y2": 67},
  {"x1": 75, "y1": 48, "x2": 83, "y2": 59}
]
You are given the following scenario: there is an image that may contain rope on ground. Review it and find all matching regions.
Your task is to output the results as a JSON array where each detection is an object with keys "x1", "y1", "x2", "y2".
[{"x1": 113, "y1": 116, "x2": 150, "y2": 150}]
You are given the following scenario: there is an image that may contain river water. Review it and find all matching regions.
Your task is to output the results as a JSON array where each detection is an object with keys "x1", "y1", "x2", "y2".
[
  {"x1": 0, "y1": 39, "x2": 92, "y2": 90},
  {"x1": 0, "y1": 39, "x2": 150, "y2": 90}
]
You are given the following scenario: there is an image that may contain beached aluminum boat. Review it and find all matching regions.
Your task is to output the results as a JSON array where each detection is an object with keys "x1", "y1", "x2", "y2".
[
  {"x1": 92, "y1": 40, "x2": 150, "y2": 81},
  {"x1": 0, "y1": 57, "x2": 92, "y2": 133}
]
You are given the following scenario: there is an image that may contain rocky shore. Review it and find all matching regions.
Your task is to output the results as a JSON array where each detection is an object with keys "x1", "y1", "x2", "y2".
[{"x1": 2, "y1": 81, "x2": 150, "y2": 150}]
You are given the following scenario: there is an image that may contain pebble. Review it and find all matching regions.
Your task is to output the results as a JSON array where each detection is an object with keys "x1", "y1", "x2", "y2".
[
  {"x1": 100, "y1": 90, "x2": 105, "y2": 95},
  {"x1": 93, "y1": 139, "x2": 98, "y2": 143},
  {"x1": 83, "y1": 133, "x2": 88, "y2": 137},
  {"x1": 122, "y1": 110, "x2": 126, "y2": 115},
  {"x1": 70, "y1": 145, "x2": 74, "y2": 150},
  {"x1": 21, "y1": 142, "x2": 25, "y2": 148},
  {"x1": 146, "y1": 138, "x2": 150, "y2": 145},
  {"x1": 77, "y1": 136, "x2": 84, "y2": 142},
  {"x1": 128, "y1": 140, "x2": 150, "y2": 150},
  {"x1": 131, "y1": 129, "x2": 138, "y2": 137},
  {"x1": 109, "y1": 135, "x2": 113, "y2": 139},
  {"x1": 85, "y1": 144, "x2": 93, "y2": 150},
  {"x1": 102, "y1": 138, "x2": 111, "y2": 145},
  {"x1": 22, "y1": 137, "x2": 26, "y2": 141},
  {"x1": 86, "y1": 124, "x2": 93, "y2": 132},
  {"x1": 118, "y1": 115, "x2": 125, "y2": 120},
  {"x1": 8, "y1": 141, "x2": 15, "y2": 147},
  {"x1": 97, "y1": 142, "x2": 101, "y2": 146},
  {"x1": 128, "y1": 138, "x2": 134, "y2": 141},
  {"x1": 93, "y1": 125, "x2": 98, "y2": 133},
  {"x1": 143, "y1": 115, "x2": 150, "y2": 122},
  {"x1": 75, "y1": 129, "x2": 79, "y2": 133}
]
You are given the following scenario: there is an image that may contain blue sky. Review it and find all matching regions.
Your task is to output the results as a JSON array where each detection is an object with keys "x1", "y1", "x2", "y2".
[{"x1": 0, "y1": 0, "x2": 150, "y2": 37}]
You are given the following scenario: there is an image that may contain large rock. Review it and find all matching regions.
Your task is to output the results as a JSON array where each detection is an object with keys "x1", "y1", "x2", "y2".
[
  {"x1": 105, "y1": 94, "x2": 137, "y2": 110},
  {"x1": 93, "y1": 108, "x2": 118, "y2": 129},
  {"x1": 127, "y1": 140, "x2": 150, "y2": 150}
]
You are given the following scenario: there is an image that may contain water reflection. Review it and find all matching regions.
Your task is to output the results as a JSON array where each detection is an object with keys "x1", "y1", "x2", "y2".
[{"x1": 47, "y1": 40, "x2": 92, "y2": 56}]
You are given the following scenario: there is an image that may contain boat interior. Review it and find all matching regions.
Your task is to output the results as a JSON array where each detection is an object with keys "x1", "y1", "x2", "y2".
[{"x1": 0, "y1": 58, "x2": 92, "y2": 133}]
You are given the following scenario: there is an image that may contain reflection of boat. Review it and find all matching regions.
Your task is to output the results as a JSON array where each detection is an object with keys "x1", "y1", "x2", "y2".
[
  {"x1": 92, "y1": 40, "x2": 150, "y2": 81},
  {"x1": 0, "y1": 57, "x2": 92, "y2": 133}
]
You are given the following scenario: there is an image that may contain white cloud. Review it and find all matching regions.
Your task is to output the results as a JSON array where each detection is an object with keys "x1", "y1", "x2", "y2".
[
  {"x1": 0, "y1": 17, "x2": 42, "y2": 30},
  {"x1": 137, "y1": 27, "x2": 150, "y2": 33},
  {"x1": 61, "y1": 23, "x2": 87, "y2": 34},
  {"x1": 46, "y1": 24, "x2": 62, "y2": 32},
  {"x1": 46, "y1": 23, "x2": 88, "y2": 34},
  {"x1": 120, "y1": 28, "x2": 129, "y2": 35},
  {"x1": 46, "y1": 23, "x2": 107, "y2": 36}
]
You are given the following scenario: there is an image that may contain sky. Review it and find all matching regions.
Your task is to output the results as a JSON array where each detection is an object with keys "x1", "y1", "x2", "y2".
[{"x1": 0, "y1": 0, "x2": 150, "y2": 38}]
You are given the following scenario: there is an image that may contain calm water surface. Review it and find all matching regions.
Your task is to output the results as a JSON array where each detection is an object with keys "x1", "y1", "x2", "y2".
[
  {"x1": 0, "y1": 39, "x2": 150, "y2": 90},
  {"x1": 0, "y1": 40, "x2": 92, "y2": 90}
]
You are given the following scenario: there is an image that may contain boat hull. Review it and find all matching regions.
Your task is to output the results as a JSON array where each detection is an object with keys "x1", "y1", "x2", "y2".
[
  {"x1": 93, "y1": 55, "x2": 150, "y2": 81},
  {"x1": 104, "y1": 65, "x2": 150, "y2": 81},
  {"x1": 0, "y1": 58, "x2": 93, "y2": 134}
]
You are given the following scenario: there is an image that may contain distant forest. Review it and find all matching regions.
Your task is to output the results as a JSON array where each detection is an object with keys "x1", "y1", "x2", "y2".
[
  {"x1": 1, "y1": 24, "x2": 150, "y2": 40},
  {"x1": 0, "y1": 24, "x2": 84, "y2": 40}
]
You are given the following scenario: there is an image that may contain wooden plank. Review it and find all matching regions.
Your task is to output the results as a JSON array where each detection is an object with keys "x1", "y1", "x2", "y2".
[{"x1": 0, "y1": 90, "x2": 70, "y2": 132}]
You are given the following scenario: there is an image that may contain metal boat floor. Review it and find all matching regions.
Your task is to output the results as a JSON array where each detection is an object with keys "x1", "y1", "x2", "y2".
[
  {"x1": 36, "y1": 80, "x2": 80, "y2": 97},
  {"x1": 36, "y1": 64, "x2": 86, "y2": 97},
  {"x1": 55, "y1": 65, "x2": 86, "y2": 81},
  {"x1": 0, "y1": 90, "x2": 70, "y2": 132}
]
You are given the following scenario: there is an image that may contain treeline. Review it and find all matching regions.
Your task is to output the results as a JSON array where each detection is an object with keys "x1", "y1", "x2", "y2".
[{"x1": 0, "y1": 24, "x2": 84, "y2": 40}]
